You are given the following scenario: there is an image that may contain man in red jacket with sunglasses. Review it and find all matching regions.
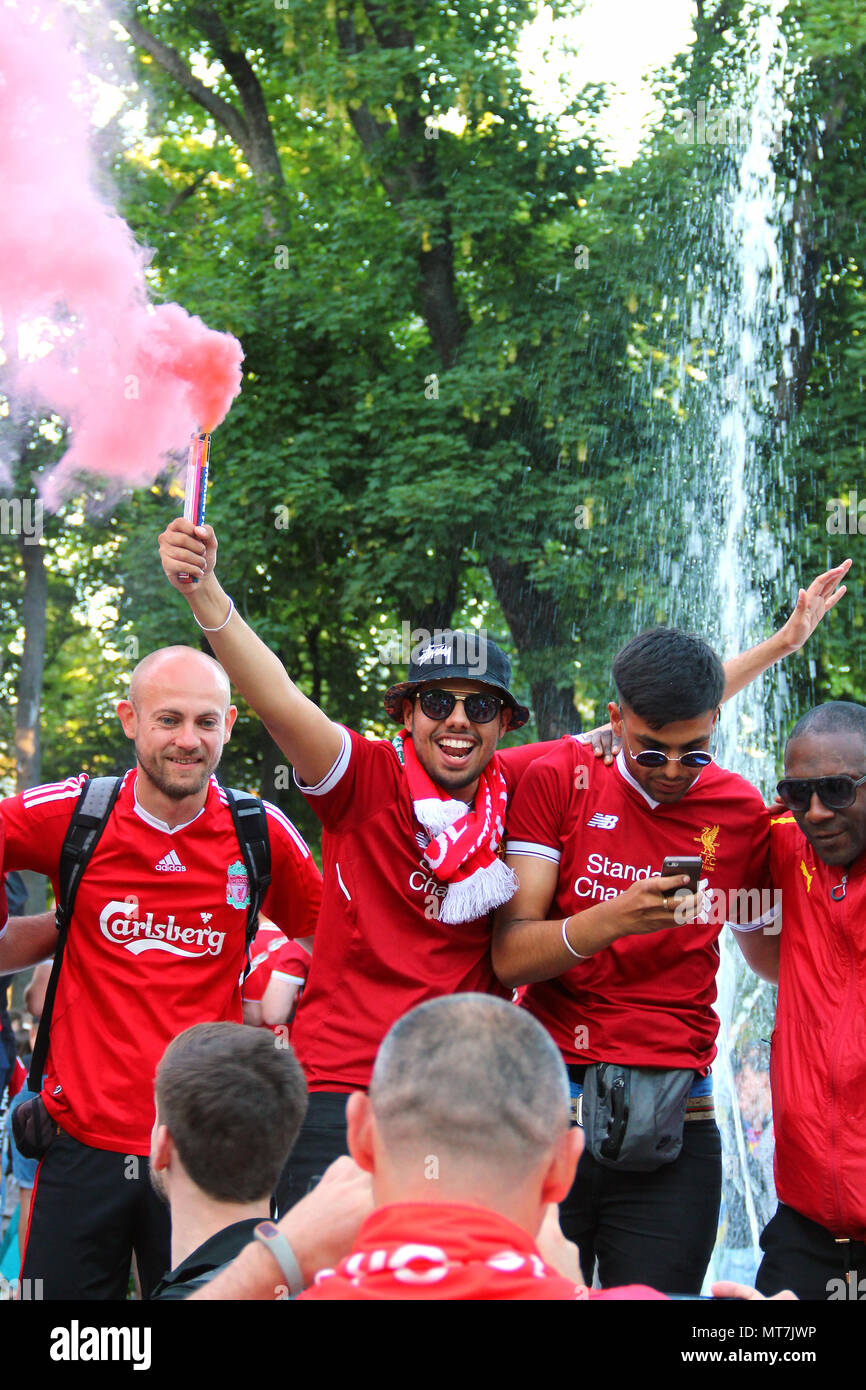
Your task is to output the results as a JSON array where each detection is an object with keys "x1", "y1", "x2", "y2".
[{"x1": 733, "y1": 700, "x2": 866, "y2": 1300}]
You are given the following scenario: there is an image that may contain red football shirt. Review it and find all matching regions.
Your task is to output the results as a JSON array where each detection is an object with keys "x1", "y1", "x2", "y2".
[
  {"x1": 0, "y1": 772, "x2": 322, "y2": 1152},
  {"x1": 506, "y1": 741, "x2": 770, "y2": 1070},
  {"x1": 291, "y1": 727, "x2": 554, "y2": 1091},
  {"x1": 244, "y1": 922, "x2": 309, "y2": 1033}
]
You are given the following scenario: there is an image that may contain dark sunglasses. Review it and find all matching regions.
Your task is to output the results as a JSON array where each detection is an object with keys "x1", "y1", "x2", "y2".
[
  {"x1": 776, "y1": 774, "x2": 866, "y2": 812},
  {"x1": 632, "y1": 748, "x2": 715, "y2": 769},
  {"x1": 622, "y1": 730, "x2": 715, "y2": 769},
  {"x1": 416, "y1": 688, "x2": 503, "y2": 724}
]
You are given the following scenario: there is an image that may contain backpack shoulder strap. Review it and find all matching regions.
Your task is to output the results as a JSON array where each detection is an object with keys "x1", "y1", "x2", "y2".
[
  {"x1": 56, "y1": 777, "x2": 123, "y2": 932},
  {"x1": 222, "y1": 786, "x2": 272, "y2": 954},
  {"x1": 29, "y1": 775, "x2": 122, "y2": 1093}
]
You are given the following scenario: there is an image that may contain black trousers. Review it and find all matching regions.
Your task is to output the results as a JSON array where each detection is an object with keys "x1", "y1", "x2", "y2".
[
  {"x1": 274, "y1": 1091, "x2": 351, "y2": 1217},
  {"x1": 560, "y1": 1119, "x2": 722, "y2": 1295},
  {"x1": 756, "y1": 1202, "x2": 866, "y2": 1301},
  {"x1": 21, "y1": 1129, "x2": 171, "y2": 1300}
]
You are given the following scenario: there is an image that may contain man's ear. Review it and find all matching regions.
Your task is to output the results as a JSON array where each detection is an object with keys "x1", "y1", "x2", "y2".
[
  {"x1": 117, "y1": 699, "x2": 137, "y2": 739},
  {"x1": 608, "y1": 701, "x2": 623, "y2": 736},
  {"x1": 346, "y1": 1091, "x2": 376, "y2": 1176},
  {"x1": 498, "y1": 705, "x2": 513, "y2": 738},
  {"x1": 401, "y1": 696, "x2": 415, "y2": 732},
  {"x1": 540, "y1": 1126, "x2": 583, "y2": 1206},
  {"x1": 223, "y1": 705, "x2": 238, "y2": 741},
  {"x1": 151, "y1": 1123, "x2": 173, "y2": 1173}
]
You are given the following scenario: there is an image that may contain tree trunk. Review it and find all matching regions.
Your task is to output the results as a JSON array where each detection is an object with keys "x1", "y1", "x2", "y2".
[{"x1": 485, "y1": 554, "x2": 578, "y2": 740}]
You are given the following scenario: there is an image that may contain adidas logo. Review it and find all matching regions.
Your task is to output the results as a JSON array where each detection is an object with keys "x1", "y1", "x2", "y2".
[{"x1": 155, "y1": 850, "x2": 186, "y2": 872}]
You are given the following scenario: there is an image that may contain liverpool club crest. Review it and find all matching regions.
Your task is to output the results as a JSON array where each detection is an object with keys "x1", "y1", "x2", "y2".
[{"x1": 226, "y1": 860, "x2": 250, "y2": 910}]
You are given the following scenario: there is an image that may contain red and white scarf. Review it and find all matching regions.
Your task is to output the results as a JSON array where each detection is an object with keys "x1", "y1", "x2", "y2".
[
  {"x1": 300, "y1": 1203, "x2": 582, "y2": 1301},
  {"x1": 300, "y1": 1203, "x2": 668, "y2": 1302},
  {"x1": 393, "y1": 730, "x2": 518, "y2": 925}
]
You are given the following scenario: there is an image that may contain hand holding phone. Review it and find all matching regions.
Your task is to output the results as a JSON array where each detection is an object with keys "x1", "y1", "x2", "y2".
[{"x1": 660, "y1": 856, "x2": 703, "y2": 900}]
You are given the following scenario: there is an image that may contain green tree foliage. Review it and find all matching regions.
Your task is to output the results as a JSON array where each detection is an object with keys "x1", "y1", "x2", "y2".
[{"x1": 3, "y1": 0, "x2": 866, "y2": 815}]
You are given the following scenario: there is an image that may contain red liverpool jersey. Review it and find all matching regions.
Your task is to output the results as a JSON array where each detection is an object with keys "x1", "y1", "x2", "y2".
[
  {"x1": 0, "y1": 772, "x2": 322, "y2": 1152},
  {"x1": 506, "y1": 741, "x2": 770, "y2": 1070},
  {"x1": 291, "y1": 727, "x2": 553, "y2": 1092}
]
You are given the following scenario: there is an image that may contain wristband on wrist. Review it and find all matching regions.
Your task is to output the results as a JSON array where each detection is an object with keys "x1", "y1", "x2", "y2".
[
  {"x1": 252, "y1": 1220, "x2": 304, "y2": 1297},
  {"x1": 562, "y1": 917, "x2": 590, "y2": 960},
  {"x1": 193, "y1": 597, "x2": 234, "y2": 633}
]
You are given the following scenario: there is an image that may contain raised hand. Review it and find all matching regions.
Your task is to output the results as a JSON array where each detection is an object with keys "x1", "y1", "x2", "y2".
[{"x1": 158, "y1": 518, "x2": 217, "y2": 591}]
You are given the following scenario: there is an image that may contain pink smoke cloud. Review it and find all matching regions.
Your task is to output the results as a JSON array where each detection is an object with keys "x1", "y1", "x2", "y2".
[{"x1": 0, "y1": 0, "x2": 243, "y2": 504}]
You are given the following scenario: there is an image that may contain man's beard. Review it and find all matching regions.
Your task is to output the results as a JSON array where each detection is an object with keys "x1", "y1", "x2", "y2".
[
  {"x1": 149, "y1": 1159, "x2": 168, "y2": 1206},
  {"x1": 136, "y1": 748, "x2": 215, "y2": 800}
]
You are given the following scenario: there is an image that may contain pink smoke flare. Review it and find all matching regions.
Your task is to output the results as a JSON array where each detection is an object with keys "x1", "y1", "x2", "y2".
[{"x1": 0, "y1": 0, "x2": 243, "y2": 505}]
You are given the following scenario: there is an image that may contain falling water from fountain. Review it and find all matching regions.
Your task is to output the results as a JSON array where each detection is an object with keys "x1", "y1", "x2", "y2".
[{"x1": 633, "y1": 0, "x2": 803, "y2": 1283}]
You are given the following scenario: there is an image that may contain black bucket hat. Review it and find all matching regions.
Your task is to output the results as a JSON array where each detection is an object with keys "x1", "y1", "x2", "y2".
[{"x1": 383, "y1": 630, "x2": 530, "y2": 729}]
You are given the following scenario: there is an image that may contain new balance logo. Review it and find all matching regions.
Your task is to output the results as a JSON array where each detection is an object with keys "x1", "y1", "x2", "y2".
[
  {"x1": 587, "y1": 813, "x2": 618, "y2": 830},
  {"x1": 155, "y1": 850, "x2": 186, "y2": 872}
]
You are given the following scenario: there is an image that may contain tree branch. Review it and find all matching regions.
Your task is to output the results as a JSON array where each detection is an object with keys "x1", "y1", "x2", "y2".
[
  {"x1": 161, "y1": 170, "x2": 209, "y2": 217},
  {"x1": 123, "y1": 15, "x2": 251, "y2": 153}
]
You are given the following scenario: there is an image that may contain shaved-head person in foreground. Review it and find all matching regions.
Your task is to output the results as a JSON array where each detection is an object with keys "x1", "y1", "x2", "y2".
[{"x1": 0, "y1": 645, "x2": 323, "y2": 1299}]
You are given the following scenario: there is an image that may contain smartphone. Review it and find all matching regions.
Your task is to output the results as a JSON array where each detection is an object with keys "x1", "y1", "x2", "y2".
[{"x1": 661, "y1": 855, "x2": 703, "y2": 899}]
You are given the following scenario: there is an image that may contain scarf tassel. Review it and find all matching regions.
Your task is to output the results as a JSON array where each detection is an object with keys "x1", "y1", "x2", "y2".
[{"x1": 439, "y1": 858, "x2": 519, "y2": 925}]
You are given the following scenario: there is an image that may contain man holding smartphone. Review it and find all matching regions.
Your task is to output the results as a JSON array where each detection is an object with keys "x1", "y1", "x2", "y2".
[{"x1": 494, "y1": 628, "x2": 773, "y2": 1295}]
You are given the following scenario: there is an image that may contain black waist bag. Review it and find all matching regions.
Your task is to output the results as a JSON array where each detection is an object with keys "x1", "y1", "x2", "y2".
[
  {"x1": 11, "y1": 1093, "x2": 60, "y2": 1160},
  {"x1": 582, "y1": 1063, "x2": 694, "y2": 1171}
]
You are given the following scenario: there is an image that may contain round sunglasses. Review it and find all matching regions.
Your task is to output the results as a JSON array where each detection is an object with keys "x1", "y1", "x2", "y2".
[
  {"x1": 415, "y1": 688, "x2": 503, "y2": 724},
  {"x1": 776, "y1": 773, "x2": 866, "y2": 813},
  {"x1": 622, "y1": 731, "x2": 715, "y2": 770}
]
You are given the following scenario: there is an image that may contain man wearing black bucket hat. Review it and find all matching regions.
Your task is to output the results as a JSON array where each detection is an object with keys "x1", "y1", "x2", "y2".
[
  {"x1": 160, "y1": 518, "x2": 542, "y2": 1211},
  {"x1": 159, "y1": 520, "x2": 848, "y2": 1222}
]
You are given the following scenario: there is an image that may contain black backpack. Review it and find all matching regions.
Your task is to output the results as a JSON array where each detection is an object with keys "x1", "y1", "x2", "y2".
[{"x1": 28, "y1": 776, "x2": 271, "y2": 1092}]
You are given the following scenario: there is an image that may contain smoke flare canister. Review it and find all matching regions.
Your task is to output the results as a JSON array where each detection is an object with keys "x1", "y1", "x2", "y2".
[{"x1": 179, "y1": 431, "x2": 211, "y2": 583}]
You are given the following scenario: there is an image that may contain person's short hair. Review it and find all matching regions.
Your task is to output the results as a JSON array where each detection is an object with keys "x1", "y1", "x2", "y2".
[
  {"x1": 155, "y1": 1022, "x2": 307, "y2": 1203},
  {"x1": 612, "y1": 627, "x2": 725, "y2": 729},
  {"x1": 786, "y1": 701, "x2": 866, "y2": 759},
  {"x1": 369, "y1": 995, "x2": 570, "y2": 1183}
]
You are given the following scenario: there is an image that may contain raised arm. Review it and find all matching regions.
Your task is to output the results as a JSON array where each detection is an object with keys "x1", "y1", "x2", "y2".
[
  {"x1": 579, "y1": 561, "x2": 852, "y2": 765},
  {"x1": 158, "y1": 519, "x2": 343, "y2": 787},
  {"x1": 721, "y1": 559, "x2": 851, "y2": 702}
]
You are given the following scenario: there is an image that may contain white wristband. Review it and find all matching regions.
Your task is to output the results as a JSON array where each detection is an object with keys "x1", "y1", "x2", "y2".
[
  {"x1": 562, "y1": 917, "x2": 590, "y2": 960},
  {"x1": 193, "y1": 597, "x2": 234, "y2": 633}
]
